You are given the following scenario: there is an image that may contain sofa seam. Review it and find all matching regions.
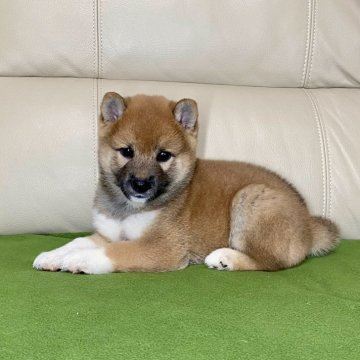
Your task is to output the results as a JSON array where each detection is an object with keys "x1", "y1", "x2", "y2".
[
  {"x1": 92, "y1": 78, "x2": 99, "y2": 194},
  {"x1": 301, "y1": 0, "x2": 312, "y2": 87},
  {"x1": 303, "y1": 89, "x2": 329, "y2": 218},
  {"x1": 308, "y1": 90, "x2": 332, "y2": 218},
  {"x1": 95, "y1": 0, "x2": 100, "y2": 79},
  {"x1": 92, "y1": 0, "x2": 97, "y2": 78},
  {"x1": 305, "y1": 0, "x2": 317, "y2": 88},
  {"x1": 99, "y1": 0, "x2": 103, "y2": 79},
  {"x1": 91, "y1": 0, "x2": 98, "y2": 196}
]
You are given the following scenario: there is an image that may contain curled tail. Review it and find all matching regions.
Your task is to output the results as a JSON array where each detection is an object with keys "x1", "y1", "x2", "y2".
[{"x1": 309, "y1": 216, "x2": 340, "y2": 256}]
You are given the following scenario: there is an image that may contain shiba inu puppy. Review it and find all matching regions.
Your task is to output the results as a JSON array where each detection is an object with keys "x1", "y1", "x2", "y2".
[{"x1": 33, "y1": 93, "x2": 339, "y2": 274}]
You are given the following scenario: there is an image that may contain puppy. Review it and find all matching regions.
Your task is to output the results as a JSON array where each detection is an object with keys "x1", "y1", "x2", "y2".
[{"x1": 33, "y1": 93, "x2": 339, "y2": 274}]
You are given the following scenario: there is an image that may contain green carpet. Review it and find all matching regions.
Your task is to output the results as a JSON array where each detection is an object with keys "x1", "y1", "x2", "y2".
[{"x1": 0, "y1": 234, "x2": 359, "y2": 360}]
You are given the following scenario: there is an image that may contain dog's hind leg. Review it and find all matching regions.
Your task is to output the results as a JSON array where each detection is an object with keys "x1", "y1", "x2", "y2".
[
  {"x1": 205, "y1": 247, "x2": 259, "y2": 271},
  {"x1": 205, "y1": 184, "x2": 311, "y2": 271}
]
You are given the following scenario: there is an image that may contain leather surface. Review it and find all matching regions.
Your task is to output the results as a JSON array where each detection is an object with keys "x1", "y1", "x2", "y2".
[
  {"x1": 0, "y1": 1, "x2": 359, "y2": 88},
  {"x1": 1, "y1": 77, "x2": 359, "y2": 238},
  {"x1": 306, "y1": 0, "x2": 360, "y2": 88},
  {"x1": 100, "y1": 0, "x2": 308, "y2": 86},
  {"x1": 307, "y1": 89, "x2": 360, "y2": 237},
  {"x1": 0, "y1": 0, "x2": 97, "y2": 78},
  {"x1": 0, "y1": 77, "x2": 98, "y2": 234}
]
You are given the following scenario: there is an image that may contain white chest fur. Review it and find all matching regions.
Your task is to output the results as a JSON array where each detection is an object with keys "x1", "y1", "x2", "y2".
[{"x1": 92, "y1": 209, "x2": 160, "y2": 242}]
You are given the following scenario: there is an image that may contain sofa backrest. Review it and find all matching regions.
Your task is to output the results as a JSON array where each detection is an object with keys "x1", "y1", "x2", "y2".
[{"x1": 1, "y1": 0, "x2": 359, "y2": 88}]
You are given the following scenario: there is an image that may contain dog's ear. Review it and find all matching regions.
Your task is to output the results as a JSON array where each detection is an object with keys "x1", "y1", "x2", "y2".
[
  {"x1": 101, "y1": 92, "x2": 126, "y2": 123},
  {"x1": 173, "y1": 99, "x2": 198, "y2": 131}
]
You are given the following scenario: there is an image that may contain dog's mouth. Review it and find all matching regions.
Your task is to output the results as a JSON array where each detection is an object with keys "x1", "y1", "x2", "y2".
[
  {"x1": 119, "y1": 182, "x2": 155, "y2": 204},
  {"x1": 128, "y1": 194, "x2": 149, "y2": 204},
  {"x1": 119, "y1": 180, "x2": 169, "y2": 204}
]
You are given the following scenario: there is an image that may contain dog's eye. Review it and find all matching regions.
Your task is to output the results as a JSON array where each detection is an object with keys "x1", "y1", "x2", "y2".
[
  {"x1": 118, "y1": 147, "x2": 134, "y2": 159},
  {"x1": 156, "y1": 151, "x2": 172, "y2": 162}
]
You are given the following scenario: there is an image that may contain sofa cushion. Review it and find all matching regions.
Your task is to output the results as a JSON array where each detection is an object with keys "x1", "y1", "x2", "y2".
[{"x1": 1, "y1": 77, "x2": 359, "y2": 237}]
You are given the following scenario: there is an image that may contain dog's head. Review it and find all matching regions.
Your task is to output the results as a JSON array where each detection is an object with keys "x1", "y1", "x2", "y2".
[{"x1": 98, "y1": 92, "x2": 198, "y2": 206}]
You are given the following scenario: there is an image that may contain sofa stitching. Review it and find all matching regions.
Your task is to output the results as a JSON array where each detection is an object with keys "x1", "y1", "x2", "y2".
[
  {"x1": 98, "y1": 0, "x2": 103, "y2": 101},
  {"x1": 309, "y1": 90, "x2": 332, "y2": 218},
  {"x1": 92, "y1": 0, "x2": 97, "y2": 78},
  {"x1": 91, "y1": 0, "x2": 98, "y2": 195},
  {"x1": 306, "y1": 0, "x2": 317, "y2": 87},
  {"x1": 99, "y1": 0, "x2": 103, "y2": 79},
  {"x1": 97, "y1": 0, "x2": 103, "y2": 154},
  {"x1": 95, "y1": 0, "x2": 100, "y2": 79},
  {"x1": 301, "y1": 0, "x2": 312, "y2": 87},
  {"x1": 303, "y1": 89, "x2": 328, "y2": 217},
  {"x1": 92, "y1": 78, "x2": 98, "y2": 193}
]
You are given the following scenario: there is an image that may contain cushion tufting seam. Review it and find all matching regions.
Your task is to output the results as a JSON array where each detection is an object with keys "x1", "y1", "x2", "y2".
[
  {"x1": 301, "y1": 0, "x2": 312, "y2": 87},
  {"x1": 305, "y1": 0, "x2": 317, "y2": 88},
  {"x1": 92, "y1": 79, "x2": 99, "y2": 194},
  {"x1": 303, "y1": 89, "x2": 330, "y2": 217},
  {"x1": 92, "y1": 0, "x2": 97, "y2": 78},
  {"x1": 99, "y1": 0, "x2": 103, "y2": 79},
  {"x1": 308, "y1": 90, "x2": 332, "y2": 218}
]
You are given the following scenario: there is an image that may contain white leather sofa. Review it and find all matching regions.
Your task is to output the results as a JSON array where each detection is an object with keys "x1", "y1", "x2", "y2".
[{"x1": 0, "y1": 0, "x2": 359, "y2": 239}]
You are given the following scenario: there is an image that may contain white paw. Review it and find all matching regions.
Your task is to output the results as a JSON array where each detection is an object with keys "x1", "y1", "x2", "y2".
[
  {"x1": 33, "y1": 248, "x2": 67, "y2": 271},
  {"x1": 62, "y1": 248, "x2": 113, "y2": 274},
  {"x1": 33, "y1": 237, "x2": 98, "y2": 272},
  {"x1": 205, "y1": 248, "x2": 238, "y2": 271}
]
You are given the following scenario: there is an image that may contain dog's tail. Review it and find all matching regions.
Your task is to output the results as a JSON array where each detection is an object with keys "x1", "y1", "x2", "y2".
[{"x1": 309, "y1": 216, "x2": 340, "y2": 256}]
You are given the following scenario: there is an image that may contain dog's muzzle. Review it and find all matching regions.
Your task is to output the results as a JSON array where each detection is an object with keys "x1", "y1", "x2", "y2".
[{"x1": 121, "y1": 175, "x2": 157, "y2": 202}]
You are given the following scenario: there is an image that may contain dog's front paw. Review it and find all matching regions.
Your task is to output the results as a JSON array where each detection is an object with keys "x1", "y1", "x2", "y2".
[
  {"x1": 205, "y1": 248, "x2": 238, "y2": 271},
  {"x1": 33, "y1": 237, "x2": 97, "y2": 272},
  {"x1": 33, "y1": 247, "x2": 69, "y2": 272},
  {"x1": 62, "y1": 248, "x2": 113, "y2": 274}
]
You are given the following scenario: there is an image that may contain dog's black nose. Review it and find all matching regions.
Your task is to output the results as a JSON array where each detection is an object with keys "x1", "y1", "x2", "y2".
[{"x1": 129, "y1": 176, "x2": 154, "y2": 194}]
